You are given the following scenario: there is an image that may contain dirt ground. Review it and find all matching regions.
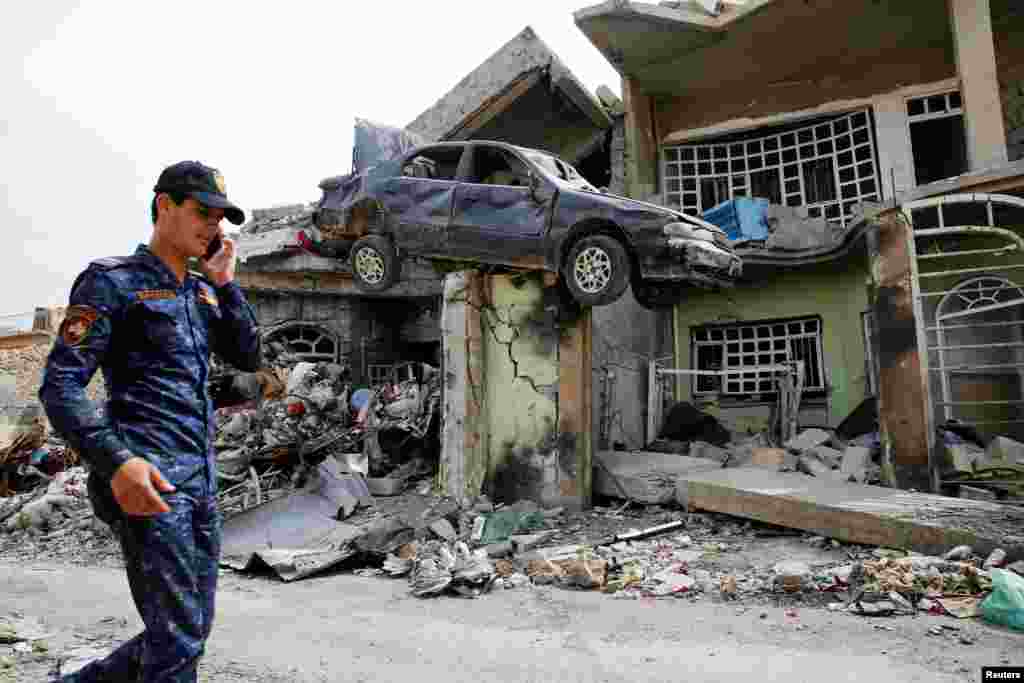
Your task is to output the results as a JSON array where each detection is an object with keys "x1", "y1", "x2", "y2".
[
  {"x1": 1, "y1": 499, "x2": 1021, "y2": 682},
  {"x1": 1, "y1": 558, "x2": 1021, "y2": 683}
]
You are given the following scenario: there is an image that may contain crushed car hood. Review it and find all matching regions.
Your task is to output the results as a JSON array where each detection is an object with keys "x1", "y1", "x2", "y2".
[{"x1": 563, "y1": 188, "x2": 730, "y2": 242}]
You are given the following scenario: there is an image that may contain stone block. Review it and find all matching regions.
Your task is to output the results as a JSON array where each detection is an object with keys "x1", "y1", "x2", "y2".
[
  {"x1": 985, "y1": 436, "x2": 1024, "y2": 465},
  {"x1": 811, "y1": 445, "x2": 843, "y2": 470},
  {"x1": 840, "y1": 446, "x2": 872, "y2": 483},
  {"x1": 784, "y1": 428, "x2": 832, "y2": 453}
]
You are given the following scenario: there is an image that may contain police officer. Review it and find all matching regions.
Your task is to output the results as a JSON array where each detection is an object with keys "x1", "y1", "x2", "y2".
[{"x1": 40, "y1": 161, "x2": 262, "y2": 682}]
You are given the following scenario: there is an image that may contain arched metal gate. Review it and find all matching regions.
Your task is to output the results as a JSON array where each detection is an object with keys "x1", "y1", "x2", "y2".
[{"x1": 904, "y1": 193, "x2": 1024, "y2": 486}]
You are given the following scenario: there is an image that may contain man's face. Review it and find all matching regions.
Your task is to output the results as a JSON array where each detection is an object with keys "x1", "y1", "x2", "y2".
[{"x1": 158, "y1": 196, "x2": 225, "y2": 258}]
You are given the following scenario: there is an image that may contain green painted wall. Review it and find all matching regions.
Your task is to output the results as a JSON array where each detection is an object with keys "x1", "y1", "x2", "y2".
[
  {"x1": 673, "y1": 256, "x2": 872, "y2": 428},
  {"x1": 484, "y1": 275, "x2": 559, "y2": 461}
]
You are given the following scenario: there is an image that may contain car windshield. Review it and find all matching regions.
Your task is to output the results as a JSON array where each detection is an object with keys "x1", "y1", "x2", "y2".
[{"x1": 523, "y1": 151, "x2": 597, "y2": 191}]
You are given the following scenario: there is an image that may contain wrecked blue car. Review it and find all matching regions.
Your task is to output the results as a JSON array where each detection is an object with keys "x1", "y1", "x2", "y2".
[{"x1": 309, "y1": 140, "x2": 742, "y2": 308}]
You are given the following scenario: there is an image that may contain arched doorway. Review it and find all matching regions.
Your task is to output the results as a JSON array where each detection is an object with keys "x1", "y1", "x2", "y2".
[{"x1": 935, "y1": 275, "x2": 1024, "y2": 441}]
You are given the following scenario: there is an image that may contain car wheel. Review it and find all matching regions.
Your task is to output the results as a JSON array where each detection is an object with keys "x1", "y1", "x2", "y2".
[
  {"x1": 563, "y1": 234, "x2": 630, "y2": 307},
  {"x1": 350, "y1": 235, "x2": 398, "y2": 292}
]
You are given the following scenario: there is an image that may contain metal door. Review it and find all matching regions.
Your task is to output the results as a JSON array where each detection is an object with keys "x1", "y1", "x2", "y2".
[{"x1": 904, "y1": 193, "x2": 1024, "y2": 486}]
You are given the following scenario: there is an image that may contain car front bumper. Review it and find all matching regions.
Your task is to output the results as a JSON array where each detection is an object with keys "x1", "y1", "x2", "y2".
[{"x1": 651, "y1": 236, "x2": 742, "y2": 284}]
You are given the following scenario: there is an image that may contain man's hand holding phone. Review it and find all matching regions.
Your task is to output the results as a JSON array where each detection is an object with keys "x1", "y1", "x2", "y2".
[{"x1": 201, "y1": 235, "x2": 237, "y2": 287}]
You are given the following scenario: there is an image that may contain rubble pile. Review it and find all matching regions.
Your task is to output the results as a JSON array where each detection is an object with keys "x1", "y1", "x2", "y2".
[
  {"x1": 0, "y1": 341, "x2": 105, "y2": 405},
  {"x1": 239, "y1": 203, "x2": 317, "y2": 235},
  {"x1": 647, "y1": 400, "x2": 884, "y2": 485},
  {"x1": 210, "y1": 356, "x2": 442, "y2": 516},
  {"x1": 0, "y1": 466, "x2": 120, "y2": 567}
]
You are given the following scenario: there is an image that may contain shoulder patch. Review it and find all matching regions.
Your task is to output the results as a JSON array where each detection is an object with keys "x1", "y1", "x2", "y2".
[
  {"x1": 59, "y1": 305, "x2": 99, "y2": 347},
  {"x1": 135, "y1": 289, "x2": 177, "y2": 301}
]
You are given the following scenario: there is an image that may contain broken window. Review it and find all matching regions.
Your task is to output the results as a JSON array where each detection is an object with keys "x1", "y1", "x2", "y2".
[
  {"x1": 907, "y1": 91, "x2": 968, "y2": 186},
  {"x1": 691, "y1": 317, "x2": 826, "y2": 400},
  {"x1": 663, "y1": 109, "x2": 880, "y2": 227},
  {"x1": 469, "y1": 145, "x2": 531, "y2": 186},
  {"x1": 263, "y1": 323, "x2": 339, "y2": 363},
  {"x1": 401, "y1": 146, "x2": 464, "y2": 181}
]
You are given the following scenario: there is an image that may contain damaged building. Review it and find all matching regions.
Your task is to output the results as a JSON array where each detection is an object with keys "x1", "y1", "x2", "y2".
[{"x1": 576, "y1": 0, "x2": 1024, "y2": 491}]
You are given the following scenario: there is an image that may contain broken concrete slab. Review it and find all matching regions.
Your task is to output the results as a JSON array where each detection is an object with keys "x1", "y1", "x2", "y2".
[
  {"x1": 510, "y1": 531, "x2": 557, "y2": 553},
  {"x1": 593, "y1": 451, "x2": 721, "y2": 504},
  {"x1": 688, "y1": 441, "x2": 731, "y2": 465},
  {"x1": 674, "y1": 467, "x2": 1024, "y2": 561},
  {"x1": 840, "y1": 447, "x2": 872, "y2": 483},
  {"x1": 959, "y1": 485, "x2": 998, "y2": 502},
  {"x1": 784, "y1": 428, "x2": 831, "y2": 453},
  {"x1": 796, "y1": 454, "x2": 843, "y2": 480},
  {"x1": 944, "y1": 443, "x2": 986, "y2": 473},
  {"x1": 811, "y1": 446, "x2": 843, "y2": 470},
  {"x1": 985, "y1": 436, "x2": 1024, "y2": 465}
]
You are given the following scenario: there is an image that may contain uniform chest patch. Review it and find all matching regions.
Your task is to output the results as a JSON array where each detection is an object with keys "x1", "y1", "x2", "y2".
[
  {"x1": 60, "y1": 305, "x2": 99, "y2": 347},
  {"x1": 197, "y1": 289, "x2": 218, "y2": 307},
  {"x1": 135, "y1": 289, "x2": 177, "y2": 301}
]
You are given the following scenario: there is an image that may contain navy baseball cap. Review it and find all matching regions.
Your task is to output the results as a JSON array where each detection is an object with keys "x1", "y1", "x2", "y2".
[{"x1": 153, "y1": 161, "x2": 245, "y2": 225}]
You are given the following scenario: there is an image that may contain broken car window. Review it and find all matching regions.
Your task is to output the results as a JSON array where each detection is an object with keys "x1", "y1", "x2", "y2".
[
  {"x1": 401, "y1": 146, "x2": 464, "y2": 181},
  {"x1": 524, "y1": 150, "x2": 597, "y2": 191},
  {"x1": 470, "y1": 146, "x2": 531, "y2": 186}
]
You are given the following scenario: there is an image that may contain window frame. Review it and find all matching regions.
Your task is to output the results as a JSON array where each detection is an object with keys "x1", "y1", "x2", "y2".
[
  {"x1": 690, "y1": 316, "x2": 828, "y2": 400},
  {"x1": 904, "y1": 89, "x2": 968, "y2": 188},
  {"x1": 662, "y1": 109, "x2": 881, "y2": 227}
]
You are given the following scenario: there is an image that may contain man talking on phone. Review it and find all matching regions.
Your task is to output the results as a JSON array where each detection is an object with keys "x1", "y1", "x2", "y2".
[{"x1": 40, "y1": 161, "x2": 262, "y2": 682}]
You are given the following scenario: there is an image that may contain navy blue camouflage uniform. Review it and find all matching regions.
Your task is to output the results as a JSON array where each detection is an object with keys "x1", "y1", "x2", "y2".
[{"x1": 39, "y1": 244, "x2": 261, "y2": 682}]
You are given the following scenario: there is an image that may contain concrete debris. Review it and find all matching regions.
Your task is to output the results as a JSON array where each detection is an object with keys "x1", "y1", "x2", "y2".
[
  {"x1": 944, "y1": 545, "x2": 974, "y2": 561},
  {"x1": 212, "y1": 355, "x2": 441, "y2": 517},
  {"x1": 784, "y1": 429, "x2": 832, "y2": 453},
  {"x1": 985, "y1": 436, "x2": 1024, "y2": 465},
  {"x1": 840, "y1": 446, "x2": 871, "y2": 483},
  {"x1": 984, "y1": 548, "x2": 1007, "y2": 570},
  {"x1": 688, "y1": 441, "x2": 731, "y2": 465},
  {"x1": 408, "y1": 540, "x2": 495, "y2": 598},
  {"x1": 1007, "y1": 560, "x2": 1024, "y2": 577},
  {"x1": 773, "y1": 561, "x2": 811, "y2": 593}
]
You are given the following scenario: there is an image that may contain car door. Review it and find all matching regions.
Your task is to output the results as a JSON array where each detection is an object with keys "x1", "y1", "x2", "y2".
[
  {"x1": 375, "y1": 145, "x2": 466, "y2": 256},
  {"x1": 448, "y1": 144, "x2": 551, "y2": 264}
]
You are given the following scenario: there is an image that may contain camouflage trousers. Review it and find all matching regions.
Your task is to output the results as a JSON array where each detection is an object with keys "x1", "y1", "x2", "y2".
[{"x1": 63, "y1": 472, "x2": 220, "y2": 683}]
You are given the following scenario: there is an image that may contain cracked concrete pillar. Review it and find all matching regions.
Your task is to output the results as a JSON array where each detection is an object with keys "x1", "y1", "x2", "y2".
[
  {"x1": 948, "y1": 0, "x2": 1008, "y2": 171},
  {"x1": 623, "y1": 77, "x2": 658, "y2": 200},
  {"x1": 439, "y1": 271, "x2": 489, "y2": 503}
]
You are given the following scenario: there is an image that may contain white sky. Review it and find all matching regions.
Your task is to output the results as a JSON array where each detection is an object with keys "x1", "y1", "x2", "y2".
[{"x1": 0, "y1": 1, "x2": 620, "y2": 316}]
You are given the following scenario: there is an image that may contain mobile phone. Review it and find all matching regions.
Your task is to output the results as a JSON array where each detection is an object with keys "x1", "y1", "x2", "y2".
[{"x1": 203, "y1": 234, "x2": 223, "y2": 260}]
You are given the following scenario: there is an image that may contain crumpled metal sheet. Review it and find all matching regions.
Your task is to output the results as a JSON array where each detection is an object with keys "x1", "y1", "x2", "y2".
[
  {"x1": 316, "y1": 119, "x2": 426, "y2": 231},
  {"x1": 352, "y1": 118, "x2": 430, "y2": 175},
  {"x1": 220, "y1": 459, "x2": 369, "y2": 581}
]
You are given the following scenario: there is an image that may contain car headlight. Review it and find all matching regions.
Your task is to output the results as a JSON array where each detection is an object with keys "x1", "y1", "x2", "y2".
[{"x1": 662, "y1": 222, "x2": 694, "y2": 237}]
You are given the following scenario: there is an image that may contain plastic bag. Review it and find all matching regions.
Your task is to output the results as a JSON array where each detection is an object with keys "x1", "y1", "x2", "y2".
[{"x1": 980, "y1": 568, "x2": 1024, "y2": 631}]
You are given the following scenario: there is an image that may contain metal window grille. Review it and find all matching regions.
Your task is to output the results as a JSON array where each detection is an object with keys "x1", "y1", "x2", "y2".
[
  {"x1": 663, "y1": 109, "x2": 880, "y2": 227},
  {"x1": 263, "y1": 323, "x2": 338, "y2": 363},
  {"x1": 906, "y1": 90, "x2": 963, "y2": 122},
  {"x1": 691, "y1": 317, "x2": 825, "y2": 397}
]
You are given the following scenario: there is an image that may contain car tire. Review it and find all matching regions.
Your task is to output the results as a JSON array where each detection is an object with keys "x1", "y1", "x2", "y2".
[
  {"x1": 350, "y1": 235, "x2": 398, "y2": 293},
  {"x1": 563, "y1": 234, "x2": 630, "y2": 307}
]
